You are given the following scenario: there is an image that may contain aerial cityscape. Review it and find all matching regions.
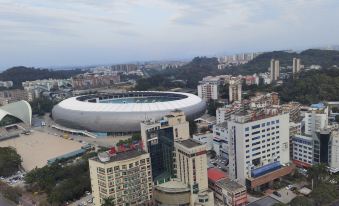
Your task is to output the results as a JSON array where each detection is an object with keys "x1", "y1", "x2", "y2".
[{"x1": 1, "y1": 1, "x2": 339, "y2": 206}]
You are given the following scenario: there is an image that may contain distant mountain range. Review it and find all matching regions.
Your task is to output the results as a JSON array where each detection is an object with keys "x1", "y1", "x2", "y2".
[
  {"x1": 1, "y1": 48, "x2": 339, "y2": 89},
  {"x1": 0, "y1": 66, "x2": 84, "y2": 87}
]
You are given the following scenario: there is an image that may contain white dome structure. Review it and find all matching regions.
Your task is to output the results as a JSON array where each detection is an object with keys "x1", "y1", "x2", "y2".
[
  {"x1": 0, "y1": 100, "x2": 32, "y2": 126},
  {"x1": 52, "y1": 91, "x2": 206, "y2": 133}
]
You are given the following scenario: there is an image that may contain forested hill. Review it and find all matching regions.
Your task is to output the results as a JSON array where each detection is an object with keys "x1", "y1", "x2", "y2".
[
  {"x1": 135, "y1": 49, "x2": 339, "y2": 90},
  {"x1": 135, "y1": 57, "x2": 221, "y2": 90},
  {"x1": 229, "y1": 49, "x2": 339, "y2": 75},
  {"x1": 0, "y1": 66, "x2": 84, "y2": 87},
  {"x1": 276, "y1": 68, "x2": 339, "y2": 104}
]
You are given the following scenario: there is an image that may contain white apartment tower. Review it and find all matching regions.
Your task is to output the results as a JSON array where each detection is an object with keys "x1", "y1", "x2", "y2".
[
  {"x1": 292, "y1": 58, "x2": 301, "y2": 75},
  {"x1": 228, "y1": 79, "x2": 242, "y2": 103},
  {"x1": 304, "y1": 103, "x2": 328, "y2": 136},
  {"x1": 227, "y1": 110, "x2": 292, "y2": 189},
  {"x1": 329, "y1": 130, "x2": 339, "y2": 173},
  {"x1": 270, "y1": 59, "x2": 280, "y2": 82}
]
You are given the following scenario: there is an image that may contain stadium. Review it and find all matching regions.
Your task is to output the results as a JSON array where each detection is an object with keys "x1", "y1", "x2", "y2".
[{"x1": 52, "y1": 91, "x2": 206, "y2": 134}]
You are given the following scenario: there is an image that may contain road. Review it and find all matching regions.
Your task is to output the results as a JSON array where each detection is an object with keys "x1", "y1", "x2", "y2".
[
  {"x1": 0, "y1": 195, "x2": 15, "y2": 206},
  {"x1": 32, "y1": 114, "x2": 132, "y2": 148}
]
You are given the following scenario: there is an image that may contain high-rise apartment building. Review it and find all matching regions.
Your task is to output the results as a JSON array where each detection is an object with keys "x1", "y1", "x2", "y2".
[
  {"x1": 329, "y1": 130, "x2": 339, "y2": 173},
  {"x1": 197, "y1": 83, "x2": 218, "y2": 101},
  {"x1": 227, "y1": 109, "x2": 292, "y2": 189},
  {"x1": 228, "y1": 79, "x2": 242, "y2": 103},
  {"x1": 270, "y1": 59, "x2": 280, "y2": 82},
  {"x1": 89, "y1": 149, "x2": 153, "y2": 206},
  {"x1": 304, "y1": 103, "x2": 329, "y2": 136},
  {"x1": 292, "y1": 58, "x2": 301, "y2": 76},
  {"x1": 140, "y1": 111, "x2": 190, "y2": 181}
]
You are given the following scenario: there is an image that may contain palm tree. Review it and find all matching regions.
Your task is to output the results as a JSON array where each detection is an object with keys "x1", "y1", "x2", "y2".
[
  {"x1": 307, "y1": 163, "x2": 328, "y2": 188},
  {"x1": 101, "y1": 197, "x2": 115, "y2": 206}
]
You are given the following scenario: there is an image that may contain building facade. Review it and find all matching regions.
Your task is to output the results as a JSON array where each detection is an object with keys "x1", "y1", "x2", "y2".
[
  {"x1": 227, "y1": 111, "x2": 292, "y2": 189},
  {"x1": 140, "y1": 111, "x2": 190, "y2": 181},
  {"x1": 292, "y1": 58, "x2": 301, "y2": 76},
  {"x1": 197, "y1": 83, "x2": 218, "y2": 101},
  {"x1": 214, "y1": 178, "x2": 247, "y2": 206},
  {"x1": 228, "y1": 79, "x2": 242, "y2": 103},
  {"x1": 89, "y1": 149, "x2": 153, "y2": 206},
  {"x1": 270, "y1": 59, "x2": 280, "y2": 82},
  {"x1": 304, "y1": 103, "x2": 328, "y2": 136}
]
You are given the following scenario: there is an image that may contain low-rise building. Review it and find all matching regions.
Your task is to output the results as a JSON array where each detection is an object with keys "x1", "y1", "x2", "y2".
[{"x1": 214, "y1": 178, "x2": 247, "y2": 206}]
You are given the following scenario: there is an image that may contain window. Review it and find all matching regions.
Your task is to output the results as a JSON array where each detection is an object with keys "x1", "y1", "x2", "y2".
[
  {"x1": 252, "y1": 136, "x2": 260, "y2": 141},
  {"x1": 245, "y1": 127, "x2": 250, "y2": 131},
  {"x1": 252, "y1": 124, "x2": 260, "y2": 130}
]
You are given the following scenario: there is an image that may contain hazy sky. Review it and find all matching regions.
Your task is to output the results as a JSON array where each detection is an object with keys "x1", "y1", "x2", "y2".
[{"x1": 0, "y1": 0, "x2": 339, "y2": 69}]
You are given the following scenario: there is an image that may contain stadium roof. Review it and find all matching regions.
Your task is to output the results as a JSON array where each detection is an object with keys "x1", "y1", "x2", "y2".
[{"x1": 0, "y1": 100, "x2": 32, "y2": 126}]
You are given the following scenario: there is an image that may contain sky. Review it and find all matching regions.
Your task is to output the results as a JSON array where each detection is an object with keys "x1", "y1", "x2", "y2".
[{"x1": 0, "y1": 0, "x2": 339, "y2": 70}]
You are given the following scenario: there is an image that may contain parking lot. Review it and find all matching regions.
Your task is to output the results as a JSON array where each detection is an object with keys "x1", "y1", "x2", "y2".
[
  {"x1": 270, "y1": 187, "x2": 297, "y2": 204},
  {"x1": 70, "y1": 193, "x2": 93, "y2": 206},
  {"x1": 208, "y1": 156, "x2": 228, "y2": 172}
]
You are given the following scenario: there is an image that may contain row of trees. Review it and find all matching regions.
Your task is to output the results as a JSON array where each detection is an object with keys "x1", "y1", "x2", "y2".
[{"x1": 30, "y1": 97, "x2": 59, "y2": 115}]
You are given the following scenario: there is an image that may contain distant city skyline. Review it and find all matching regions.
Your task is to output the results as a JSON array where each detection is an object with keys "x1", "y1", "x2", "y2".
[{"x1": 1, "y1": 0, "x2": 339, "y2": 70}]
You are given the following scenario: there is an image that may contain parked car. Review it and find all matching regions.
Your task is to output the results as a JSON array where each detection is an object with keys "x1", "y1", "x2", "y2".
[{"x1": 273, "y1": 191, "x2": 281, "y2": 197}]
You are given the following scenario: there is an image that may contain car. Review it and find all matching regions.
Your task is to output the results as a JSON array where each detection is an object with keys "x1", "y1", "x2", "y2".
[
  {"x1": 286, "y1": 184, "x2": 293, "y2": 190},
  {"x1": 82, "y1": 202, "x2": 87, "y2": 206},
  {"x1": 273, "y1": 191, "x2": 281, "y2": 197},
  {"x1": 87, "y1": 198, "x2": 93, "y2": 203},
  {"x1": 85, "y1": 191, "x2": 91, "y2": 196}
]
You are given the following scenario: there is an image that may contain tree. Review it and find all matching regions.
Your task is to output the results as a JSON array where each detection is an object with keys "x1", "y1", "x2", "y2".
[
  {"x1": 290, "y1": 196, "x2": 314, "y2": 206},
  {"x1": 0, "y1": 147, "x2": 22, "y2": 177},
  {"x1": 273, "y1": 203, "x2": 288, "y2": 206},
  {"x1": 307, "y1": 163, "x2": 328, "y2": 188},
  {"x1": 311, "y1": 183, "x2": 338, "y2": 206},
  {"x1": 101, "y1": 197, "x2": 115, "y2": 206},
  {"x1": 207, "y1": 100, "x2": 223, "y2": 116}
]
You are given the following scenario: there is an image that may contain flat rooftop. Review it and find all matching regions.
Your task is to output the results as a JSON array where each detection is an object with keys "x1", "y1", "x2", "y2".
[
  {"x1": 93, "y1": 149, "x2": 147, "y2": 163},
  {"x1": 178, "y1": 139, "x2": 202, "y2": 148},
  {"x1": 216, "y1": 178, "x2": 245, "y2": 192}
]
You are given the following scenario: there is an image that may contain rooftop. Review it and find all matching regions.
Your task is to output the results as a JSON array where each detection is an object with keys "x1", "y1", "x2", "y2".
[
  {"x1": 178, "y1": 139, "x2": 202, "y2": 149},
  {"x1": 155, "y1": 179, "x2": 190, "y2": 193},
  {"x1": 93, "y1": 149, "x2": 147, "y2": 163},
  {"x1": 216, "y1": 178, "x2": 245, "y2": 192},
  {"x1": 247, "y1": 196, "x2": 281, "y2": 206},
  {"x1": 208, "y1": 168, "x2": 227, "y2": 182},
  {"x1": 311, "y1": 102, "x2": 325, "y2": 109}
]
